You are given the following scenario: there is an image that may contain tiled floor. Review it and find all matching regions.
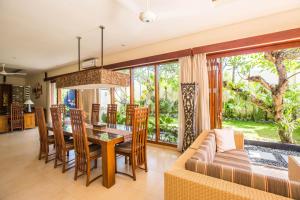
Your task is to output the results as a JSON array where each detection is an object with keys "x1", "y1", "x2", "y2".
[{"x1": 0, "y1": 129, "x2": 180, "y2": 200}]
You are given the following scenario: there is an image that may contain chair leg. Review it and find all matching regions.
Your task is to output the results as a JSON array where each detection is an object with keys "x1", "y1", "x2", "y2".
[
  {"x1": 144, "y1": 148, "x2": 148, "y2": 172},
  {"x1": 125, "y1": 156, "x2": 128, "y2": 164},
  {"x1": 38, "y1": 143, "x2": 42, "y2": 160},
  {"x1": 115, "y1": 155, "x2": 117, "y2": 173},
  {"x1": 54, "y1": 152, "x2": 58, "y2": 168},
  {"x1": 86, "y1": 161, "x2": 91, "y2": 186},
  {"x1": 62, "y1": 152, "x2": 66, "y2": 173},
  {"x1": 94, "y1": 158, "x2": 97, "y2": 169},
  {"x1": 131, "y1": 155, "x2": 136, "y2": 181},
  {"x1": 45, "y1": 145, "x2": 49, "y2": 164},
  {"x1": 74, "y1": 157, "x2": 78, "y2": 181}
]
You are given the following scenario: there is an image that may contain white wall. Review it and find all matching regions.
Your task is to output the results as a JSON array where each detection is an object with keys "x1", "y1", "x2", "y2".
[{"x1": 47, "y1": 8, "x2": 300, "y2": 77}]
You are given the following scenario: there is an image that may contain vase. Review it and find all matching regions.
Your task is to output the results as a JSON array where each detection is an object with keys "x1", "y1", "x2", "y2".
[{"x1": 181, "y1": 82, "x2": 199, "y2": 152}]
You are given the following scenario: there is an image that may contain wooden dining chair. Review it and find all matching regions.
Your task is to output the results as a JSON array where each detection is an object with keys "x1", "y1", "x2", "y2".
[
  {"x1": 50, "y1": 107, "x2": 74, "y2": 173},
  {"x1": 51, "y1": 104, "x2": 66, "y2": 122},
  {"x1": 115, "y1": 107, "x2": 149, "y2": 181},
  {"x1": 91, "y1": 104, "x2": 100, "y2": 125},
  {"x1": 35, "y1": 107, "x2": 55, "y2": 163},
  {"x1": 125, "y1": 104, "x2": 138, "y2": 126},
  {"x1": 70, "y1": 109, "x2": 102, "y2": 186},
  {"x1": 10, "y1": 103, "x2": 24, "y2": 131},
  {"x1": 107, "y1": 104, "x2": 117, "y2": 126}
]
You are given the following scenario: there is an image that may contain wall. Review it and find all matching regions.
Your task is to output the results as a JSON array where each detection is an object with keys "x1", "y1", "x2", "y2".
[
  {"x1": 25, "y1": 73, "x2": 48, "y2": 108},
  {"x1": 47, "y1": 8, "x2": 300, "y2": 77}
]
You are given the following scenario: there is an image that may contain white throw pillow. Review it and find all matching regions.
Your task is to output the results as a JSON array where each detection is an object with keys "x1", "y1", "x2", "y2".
[{"x1": 214, "y1": 128, "x2": 236, "y2": 152}]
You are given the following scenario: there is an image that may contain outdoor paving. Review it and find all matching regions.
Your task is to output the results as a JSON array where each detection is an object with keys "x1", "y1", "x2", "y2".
[{"x1": 245, "y1": 145, "x2": 300, "y2": 169}]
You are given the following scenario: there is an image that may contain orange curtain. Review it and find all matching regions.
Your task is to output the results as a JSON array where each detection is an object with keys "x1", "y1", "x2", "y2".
[{"x1": 207, "y1": 58, "x2": 222, "y2": 129}]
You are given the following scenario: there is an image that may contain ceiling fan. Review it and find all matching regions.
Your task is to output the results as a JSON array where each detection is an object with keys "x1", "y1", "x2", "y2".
[
  {"x1": 0, "y1": 64, "x2": 27, "y2": 76},
  {"x1": 116, "y1": 0, "x2": 235, "y2": 22}
]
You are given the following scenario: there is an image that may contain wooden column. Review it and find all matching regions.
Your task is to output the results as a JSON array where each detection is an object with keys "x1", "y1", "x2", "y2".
[
  {"x1": 130, "y1": 69, "x2": 134, "y2": 104},
  {"x1": 110, "y1": 88, "x2": 115, "y2": 104},
  {"x1": 154, "y1": 65, "x2": 160, "y2": 142}
]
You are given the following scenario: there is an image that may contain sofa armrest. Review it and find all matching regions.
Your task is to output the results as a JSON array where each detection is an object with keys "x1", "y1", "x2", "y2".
[
  {"x1": 234, "y1": 132, "x2": 244, "y2": 150},
  {"x1": 164, "y1": 169, "x2": 289, "y2": 200},
  {"x1": 288, "y1": 156, "x2": 300, "y2": 182}
]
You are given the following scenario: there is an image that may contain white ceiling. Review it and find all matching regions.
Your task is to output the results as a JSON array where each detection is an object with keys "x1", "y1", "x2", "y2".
[{"x1": 1, "y1": 0, "x2": 300, "y2": 72}]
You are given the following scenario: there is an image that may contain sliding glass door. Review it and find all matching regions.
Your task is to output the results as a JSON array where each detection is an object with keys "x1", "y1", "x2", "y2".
[{"x1": 133, "y1": 66, "x2": 156, "y2": 141}]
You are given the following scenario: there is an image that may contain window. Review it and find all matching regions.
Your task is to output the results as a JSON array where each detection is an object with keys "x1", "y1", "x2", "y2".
[
  {"x1": 134, "y1": 66, "x2": 156, "y2": 141},
  {"x1": 115, "y1": 69, "x2": 130, "y2": 124},
  {"x1": 60, "y1": 89, "x2": 76, "y2": 115},
  {"x1": 158, "y1": 62, "x2": 179, "y2": 144},
  {"x1": 99, "y1": 88, "x2": 111, "y2": 123}
]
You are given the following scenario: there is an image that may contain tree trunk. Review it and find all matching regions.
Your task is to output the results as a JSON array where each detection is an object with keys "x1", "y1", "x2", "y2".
[{"x1": 273, "y1": 93, "x2": 293, "y2": 143}]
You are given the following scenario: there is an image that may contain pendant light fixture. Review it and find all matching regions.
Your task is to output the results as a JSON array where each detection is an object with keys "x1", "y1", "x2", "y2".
[{"x1": 55, "y1": 26, "x2": 130, "y2": 89}]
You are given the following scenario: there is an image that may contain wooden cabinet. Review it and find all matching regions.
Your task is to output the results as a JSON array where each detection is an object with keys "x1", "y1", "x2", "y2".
[
  {"x1": 24, "y1": 113, "x2": 35, "y2": 129},
  {"x1": 0, "y1": 115, "x2": 9, "y2": 133}
]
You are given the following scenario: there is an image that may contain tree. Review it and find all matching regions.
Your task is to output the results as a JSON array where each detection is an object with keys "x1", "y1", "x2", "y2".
[{"x1": 225, "y1": 48, "x2": 300, "y2": 143}]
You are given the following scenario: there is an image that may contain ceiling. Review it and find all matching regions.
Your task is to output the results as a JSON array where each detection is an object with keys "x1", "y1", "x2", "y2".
[{"x1": 1, "y1": 0, "x2": 300, "y2": 72}]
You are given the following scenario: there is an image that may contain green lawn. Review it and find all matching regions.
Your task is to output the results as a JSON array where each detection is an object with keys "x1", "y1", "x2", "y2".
[{"x1": 223, "y1": 119, "x2": 300, "y2": 144}]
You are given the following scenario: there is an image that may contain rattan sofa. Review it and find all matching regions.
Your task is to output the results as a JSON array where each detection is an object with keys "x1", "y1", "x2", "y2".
[{"x1": 165, "y1": 130, "x2": 300, "y2": 200}]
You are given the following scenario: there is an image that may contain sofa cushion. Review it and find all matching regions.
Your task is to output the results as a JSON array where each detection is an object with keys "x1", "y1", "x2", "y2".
[
  {"x1": 186, "y1": 161, "x2": 300, "y2": 199},
  {"x1": 189, "y1": 133, "x2": 216, "y2": 163},
  {"x1": 213, "y1": 149, "x2": 251, "y2": 171},
  {"x1": 214, "y1": 128, "x2": 236, "y2": 152}
]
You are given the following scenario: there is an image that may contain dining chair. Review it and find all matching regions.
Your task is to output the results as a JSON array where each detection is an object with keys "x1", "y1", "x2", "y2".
[
  {"x1": 50, "y1": 107, "x2": 74, "y2": 173},
  {"x1": 107, "y1": 104, "x2": 117, "y2": 126},
  {"x1": 91, "y1": 104, "x2": 100, "y2": 125},
  {"x1": 51, "y1": 104, "x2": 66, "y2": 122},
  {"x1": 70, "y1": 109, "x2": 102, "y2": 186},
  {"x1": 10, "y1": 103, "x2": 24, "y2": 131},
  {"x1": 115, "y1": 107, "x2": 149, "y2": 181},
  {"x1": 35, "y1": 107, "x2": 55, "y2": 163},
  {"x1": 125, "y1": 104, "x2": 138, "y2": 126}
]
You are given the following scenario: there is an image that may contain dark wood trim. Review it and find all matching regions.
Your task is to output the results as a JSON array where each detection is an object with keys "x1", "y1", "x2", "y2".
[
  {"x1": 154, "y1": 65, "x2": 160, "y2": 143},
  {"x1": 104, "y1": 49, "x2": 191, "y2": 70},
  {"x1": 194, "y1": 27, "x2": 300, "y2": 54},
  {"x1": 207, "y1": 40, "x2": 300, "y2": 59}
]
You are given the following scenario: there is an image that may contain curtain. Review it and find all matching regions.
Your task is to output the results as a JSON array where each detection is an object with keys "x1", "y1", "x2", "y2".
[
  {"x1": 178, "y1": 54, "x2": 210, "y2": 151},
  {"x1": 78, "y1": 89, "x2": 98, "y2": 123},
  {"x1": 207, "y1": 58, "x2": 222, "y2": 129}
]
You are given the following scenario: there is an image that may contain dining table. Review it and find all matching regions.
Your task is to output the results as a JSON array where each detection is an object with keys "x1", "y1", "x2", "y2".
[{"x1": 47, "y1": 122, "x2": 132, "y2": 188}]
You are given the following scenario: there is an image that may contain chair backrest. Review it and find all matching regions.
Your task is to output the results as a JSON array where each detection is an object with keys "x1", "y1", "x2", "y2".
[
  {"x1": 125, "y1": 104, "x2": 138, "y2": 126},
  {"x1": 70, "y1": 109, "x2": 90, "y2": 171},
  {"x1": 131, "y1": 107, "x2": 149, "y2": 166},
  {"x1": 107, "y1": 104, "x2": 117, "y2": 125},
  {"x1": 35, "y1": 107, "x2": 48, "y2": 151},
  {"x1": 51, "y1": 104, "x2": 66, "y2": 121},
  {"x1": 11, "y1": 103, "x2": 23, "y2": 129},
  {"x1": 91, "y1": 104, "x2": 100, "y2": 125},
  {"x1": 50, "y1": 107, "x2": 66, "y2": 159}
]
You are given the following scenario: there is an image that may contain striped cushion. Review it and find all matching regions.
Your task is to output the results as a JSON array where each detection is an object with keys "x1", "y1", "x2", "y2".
[
  {"x1": 213, "y1": 149, "x2": 251, "y2": 171},
  {"x1": 185, "y1": 161, "x2": 300, "y2": 199},
  {"x1": 190, "y1": 133, "x2": 216, "y2": 163}
]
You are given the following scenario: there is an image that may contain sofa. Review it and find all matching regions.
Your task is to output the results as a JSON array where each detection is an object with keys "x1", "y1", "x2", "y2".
[{"x1": 164, "y1": 130, "x2": 300, "y2": 200}]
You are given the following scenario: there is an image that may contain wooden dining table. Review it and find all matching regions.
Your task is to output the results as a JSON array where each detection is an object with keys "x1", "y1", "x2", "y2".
[{"x1": 47, "y1": 122, "x2": 132, "y2": 188}]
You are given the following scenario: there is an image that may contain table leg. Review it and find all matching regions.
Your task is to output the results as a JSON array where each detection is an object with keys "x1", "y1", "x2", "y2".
[{"x1": 101, "y1": 141, "x2": 116, "y2": 188}]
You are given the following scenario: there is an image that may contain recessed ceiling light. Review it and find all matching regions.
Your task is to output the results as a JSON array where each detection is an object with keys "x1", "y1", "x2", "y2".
[{"x1": 121, "y1": 44, "x2": 126, "y2": 47}]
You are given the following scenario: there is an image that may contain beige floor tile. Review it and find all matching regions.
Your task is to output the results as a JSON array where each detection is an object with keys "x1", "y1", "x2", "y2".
[{"x1": 0, "y1": 128, "x2": 180, "y2": 200}]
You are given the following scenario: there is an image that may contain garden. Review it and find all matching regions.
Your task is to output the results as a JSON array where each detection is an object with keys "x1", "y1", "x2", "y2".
[{"x1": 222, "y1": 48, "x2": 300, "y2": 144}]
